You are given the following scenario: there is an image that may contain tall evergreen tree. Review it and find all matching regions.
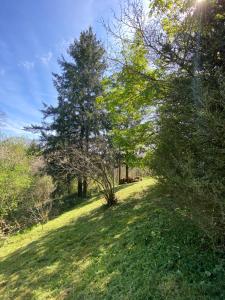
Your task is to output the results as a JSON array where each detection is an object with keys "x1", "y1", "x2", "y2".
[{"x1": 29, "y1": 27, "x2": 107, "y2": 197}]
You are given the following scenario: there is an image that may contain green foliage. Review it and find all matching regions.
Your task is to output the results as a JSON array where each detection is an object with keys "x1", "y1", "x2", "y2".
[
  {"x1": 148, "y1": 0, "x2": 225, "y2": 234},
  {"x1": 0, "y1": 139, "x2": 55, "y2": 234},
  {"x1": 0, "y1": 139, "x2": 32, "y2": 219},
  {"x1": 98, "y1": 33, "x2": 157, "y2": 167}
]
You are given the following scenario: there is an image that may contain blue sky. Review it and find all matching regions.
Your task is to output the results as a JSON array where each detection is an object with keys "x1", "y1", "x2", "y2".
[{"x1": 0, "y1": 0, "x2": 120, "y2": 138}]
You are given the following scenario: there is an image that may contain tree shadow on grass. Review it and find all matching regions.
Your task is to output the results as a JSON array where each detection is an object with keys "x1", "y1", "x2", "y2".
[
  {"x1": 0, "y1": 184, "x2": 225, "y2": 300},
  {"x1": 50, "y1": 181, "x2": 137, "y2": 220}
]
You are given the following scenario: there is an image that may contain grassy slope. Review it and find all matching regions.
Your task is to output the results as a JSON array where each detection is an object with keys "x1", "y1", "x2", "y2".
[{"x1": 0, "y1": 178, "x2": 225, "y2": 300}]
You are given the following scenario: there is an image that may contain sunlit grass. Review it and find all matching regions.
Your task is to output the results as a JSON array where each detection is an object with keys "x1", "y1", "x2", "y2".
[{"x1": 0, "y1": 178, "x2": 224, "y2": 299}]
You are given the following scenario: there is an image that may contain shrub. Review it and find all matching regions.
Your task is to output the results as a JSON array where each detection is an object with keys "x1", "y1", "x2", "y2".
[
  {"x1": 26, "y1": 175, "x2": 55, "y2": 225},
  {"x1": 0, "y1": 139, "x2": 55, "y2": 235},
  {"x1": 0, "y1": 139, "x2": 32, "y2": 230}
]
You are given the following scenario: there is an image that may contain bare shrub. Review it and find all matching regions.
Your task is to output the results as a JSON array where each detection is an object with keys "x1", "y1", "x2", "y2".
[
  {"x1": 47, "y1": 138, "x2": 117, "y2": 206},
  {"x1": 27, "y1": 175, "x2": 55, "y2": 225}
]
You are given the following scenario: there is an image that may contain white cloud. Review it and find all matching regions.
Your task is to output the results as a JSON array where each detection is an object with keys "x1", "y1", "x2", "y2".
[
  {"x1": 40, "y1": 51, "x2": 53, "y2": 65},
  {"x1": 20, "y1": 61, "x2": 35, "y2": 70},
  {"x1": 3, "y1": 119, "x2": 27, "y2": 134},
  {"x1": 19, "y1": 51, "x2": 53, "y2": 70},
  {"x1": 2, "y1": 118, "x2": 38, "y2": 138},
  {"x1": 4, "y1": 122, "x2": 23, "y2": 134}
]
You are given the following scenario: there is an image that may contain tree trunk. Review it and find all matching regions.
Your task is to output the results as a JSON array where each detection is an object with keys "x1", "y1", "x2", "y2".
[
  {"x1": 118, "y1": 162, "x2": 121, "y2": 184},
  {"x1": 67, "y1": 175, "x2": 72, "y2": 195},
  {"x1": 83, "y1": 177, "x2": 87, "y2": 198},
  {"x1": 77, "y1": 177, "x2": 83, "y2": 197},
  {"x1": 126, "y1": 163, "x2": 129, "y2": 182},
  {"x1": 105, "y1": 190, "x2": 117, "y2": 206},
  {"x1": 83, "y1": 126, "x2": 89, "y2": 198}
]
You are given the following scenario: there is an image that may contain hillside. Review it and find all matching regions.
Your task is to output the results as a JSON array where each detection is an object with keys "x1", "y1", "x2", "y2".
[{"x1": 0, "y1": 178, "x2": 225, "y2": 300}]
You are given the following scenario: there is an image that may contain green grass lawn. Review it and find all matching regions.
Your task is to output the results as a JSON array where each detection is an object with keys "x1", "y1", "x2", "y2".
[{"x1": 0, "y1": 178, "x2": 225, "y2": 300}]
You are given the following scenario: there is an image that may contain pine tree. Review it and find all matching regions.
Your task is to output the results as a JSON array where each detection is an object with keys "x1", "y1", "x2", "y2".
[{"x1": 29, "y1": 27, "x2": 107, "y2": 197}]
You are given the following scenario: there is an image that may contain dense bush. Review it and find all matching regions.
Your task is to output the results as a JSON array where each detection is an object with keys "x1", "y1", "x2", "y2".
[
  {"x1": 0, "y1": 139, "x2": 32, "y2": 230},
  {"x1": 21, "y1": 175, "x2": 55, "y2": 226},
  {"x1": 148, "y1": 1, "x2": 225, "y2": 241},
  {"x1": 0, "y1": 139, "x2": 55, "y2": 235}
]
